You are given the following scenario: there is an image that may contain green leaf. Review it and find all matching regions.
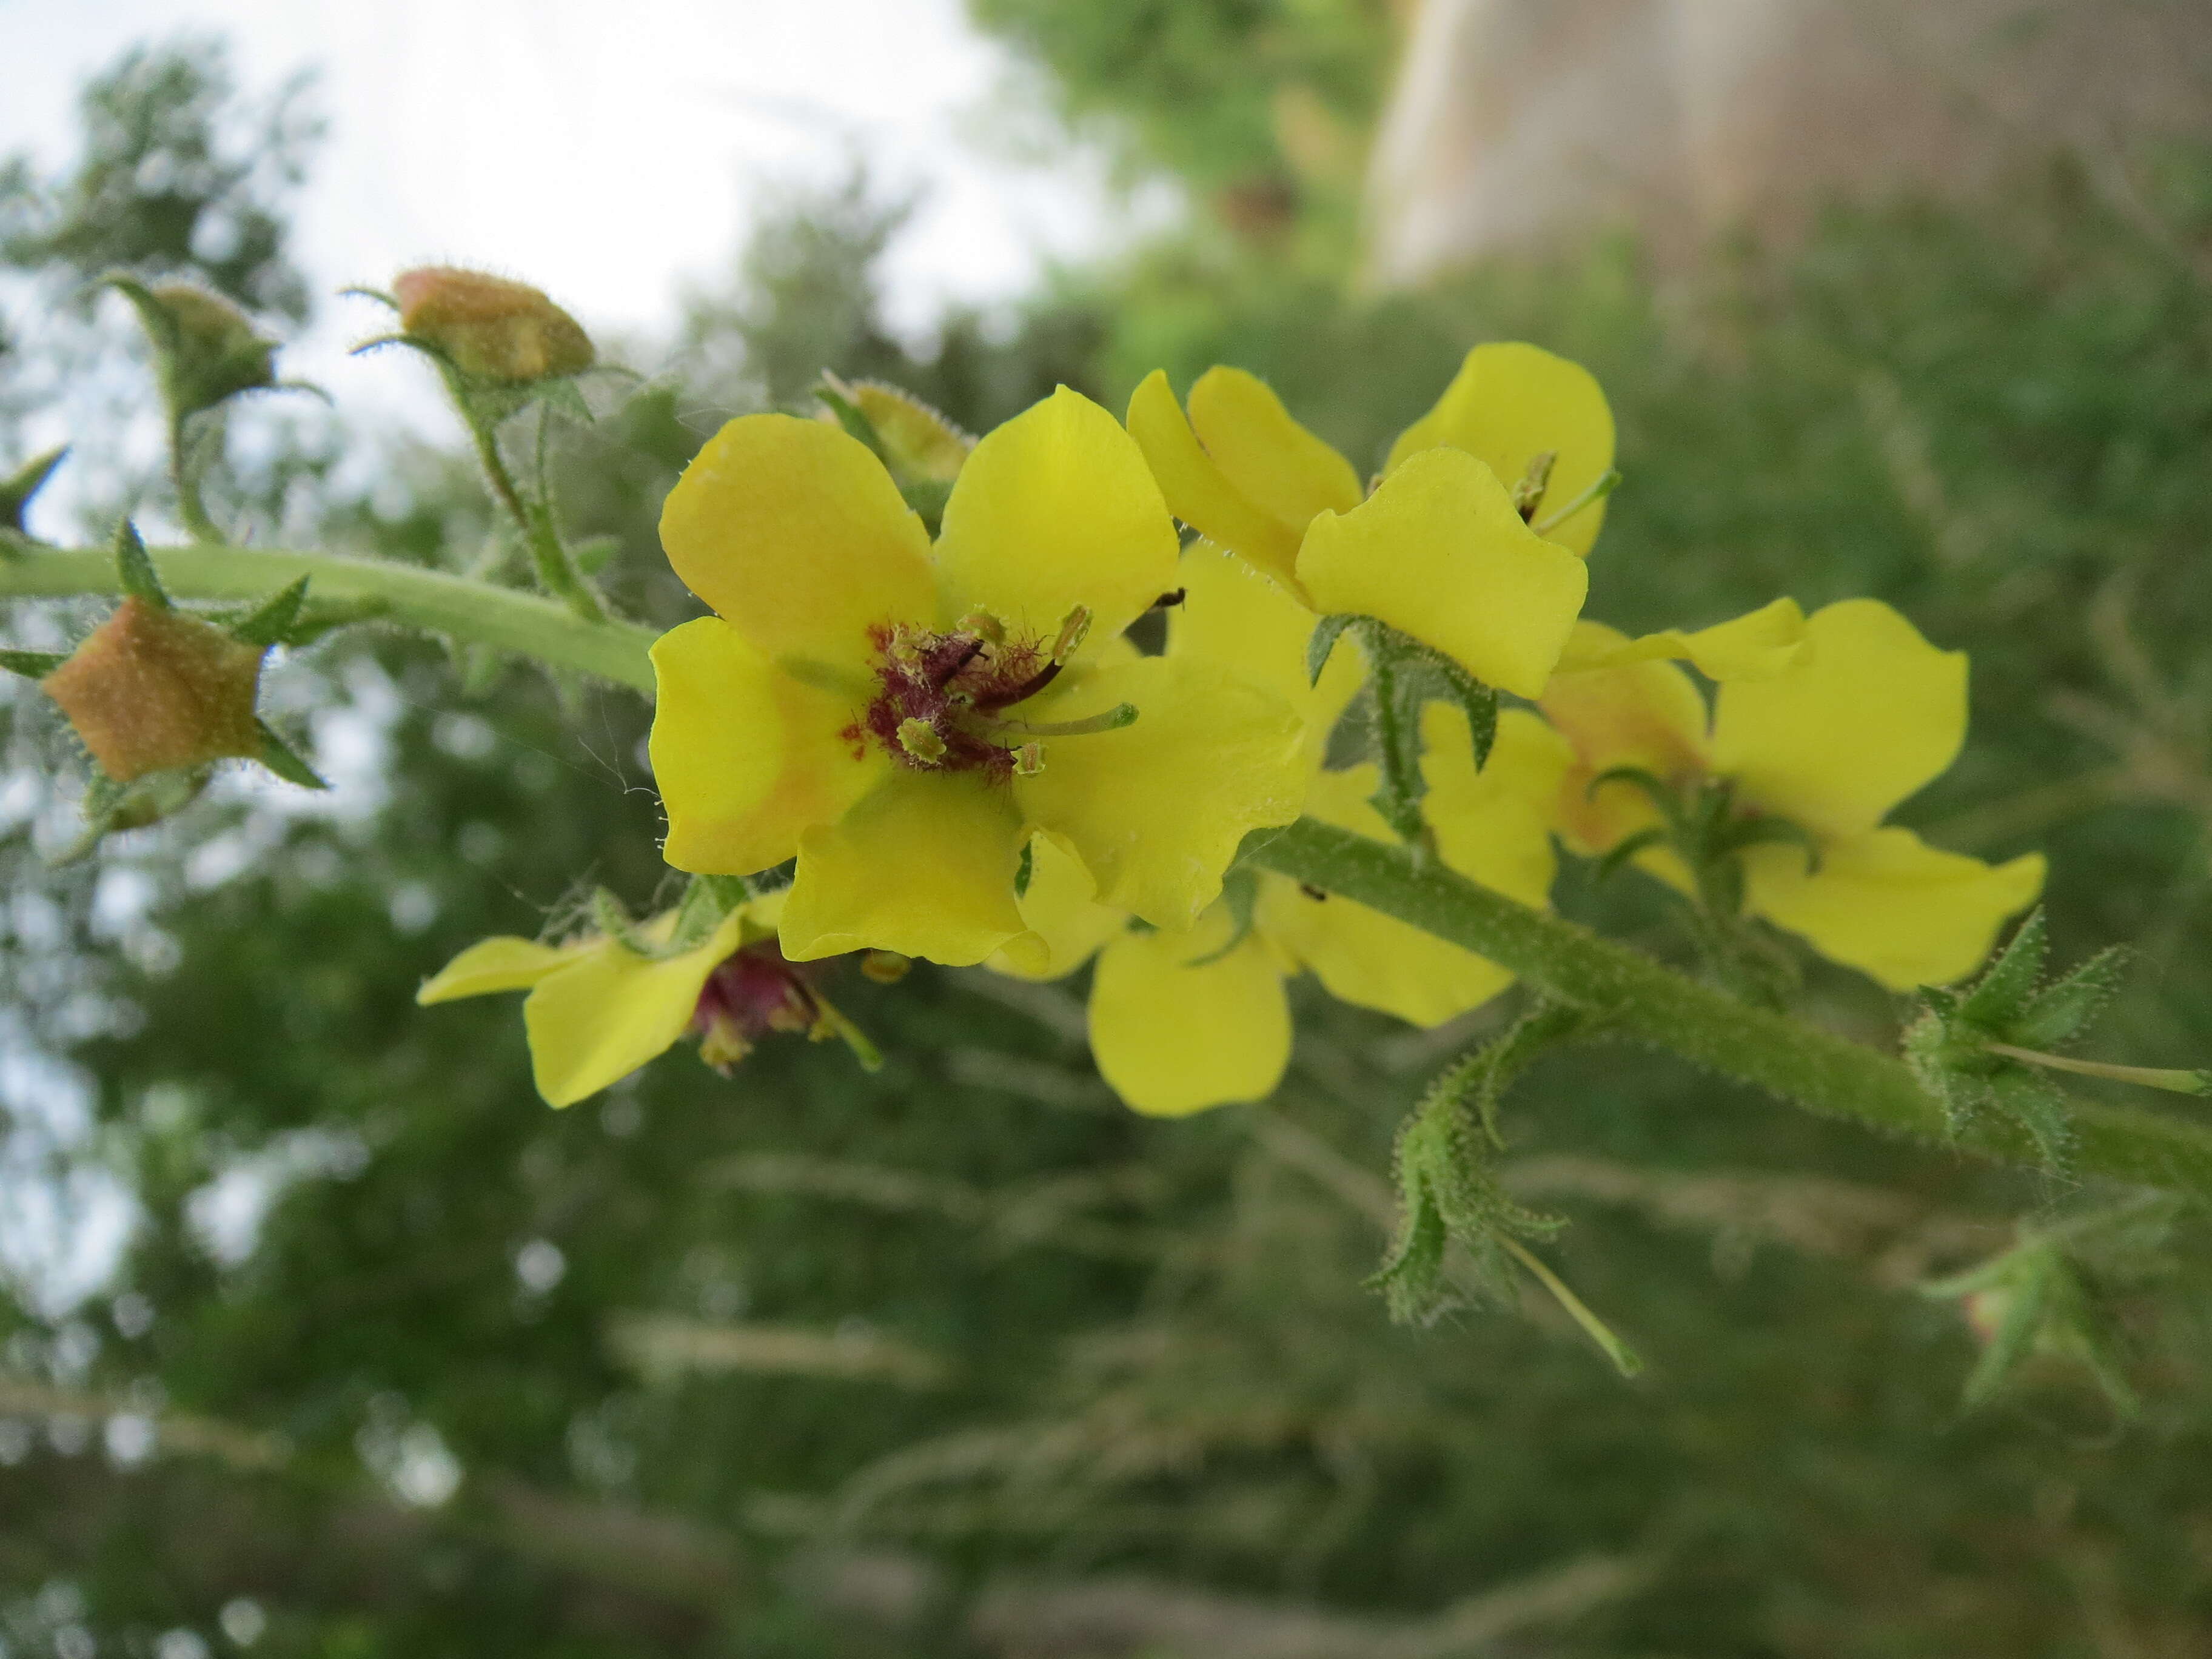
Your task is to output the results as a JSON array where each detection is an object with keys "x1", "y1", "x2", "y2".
[
  {"x1": 1960, "y1": 907, "x2": 2048, "y2": 1028},
  {"x1": 113, "y1": 519, "x2": 170, "y2": 608}
]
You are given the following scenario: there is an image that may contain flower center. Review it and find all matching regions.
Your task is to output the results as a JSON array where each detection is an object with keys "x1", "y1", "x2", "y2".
[
  {"x1": 691, "y1": 940, "x2": 820, "y2": 1074},
  {"x1": 853, "y1": 606, "x2": 1133, "y2": 777}
]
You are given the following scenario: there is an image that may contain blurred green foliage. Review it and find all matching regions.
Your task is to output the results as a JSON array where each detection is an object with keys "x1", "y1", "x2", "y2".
[{"x1": 5, "y1": 22, "x2": 2212, "y2": 1659}]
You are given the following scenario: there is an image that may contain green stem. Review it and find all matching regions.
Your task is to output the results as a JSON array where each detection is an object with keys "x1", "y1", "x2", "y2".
[
  {"x1": 1248, "y1": 818, "x2": 2212, "y2": 1199},
  {"x1": 0, "y1": 542, "x2": 655, "y2": 694},
  {"x1": 169, "y1": 411, "x2": 222, "y2": 544}
]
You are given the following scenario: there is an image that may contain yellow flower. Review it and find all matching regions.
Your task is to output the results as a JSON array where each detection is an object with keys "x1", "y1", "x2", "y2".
[
  {"x1": 1125, "y1": 344, "x2": 1638, "y2": 700},
  {"x1": 416, "y1": 893, "x2": 856, "y2": 1107},
  {"x1": 1540, "y1": 600, "x2": 2045, "y2": 990},
  {"x1": 649, "y1": 388, "x2": 1307, "y2": 969},
  {"x1": 994, "y1": 545, "x2": 1571, "y2": 1116},
  {"x1": 1127, "y1": 348, "x2": 1603, "y2": 699}
]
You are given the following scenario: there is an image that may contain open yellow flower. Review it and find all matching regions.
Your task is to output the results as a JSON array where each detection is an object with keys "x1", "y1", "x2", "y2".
[
  {"x1": 1540, "y1": 600, "x2": 2045, "y2": 990},
  {"x1": 649, "y1": 388, "x2": 1307, "y2": 970},
  {"x1": 994, "y1": 546, "x2": 1570, "y2": 1116},
  {"x1": 1127, "y1": 347, "x2": 1604, "y2": 700},
  {"x1": 415, "y1": 892, "x2": 859, "y2": 1107}
]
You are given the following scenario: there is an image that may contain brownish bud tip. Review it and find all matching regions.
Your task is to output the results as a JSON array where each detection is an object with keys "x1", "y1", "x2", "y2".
[
  {"x1": 393, "y1": 266, "x2": 595, "y2": 382},
  {"x1": 42, "y1": 598, "x2": 267, "y2": 782}
]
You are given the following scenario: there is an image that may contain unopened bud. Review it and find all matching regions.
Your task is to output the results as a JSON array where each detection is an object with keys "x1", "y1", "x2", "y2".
[
  {"x1": 110, "y1": 278, "x2": 279, "y2": 420},
  {"x1": 42, "y1": 598, "x2": 266, "y2": 782},
  {"x1": 851, "y1": 382, "x2": 973, "y2": 484},
  {"x1": 393, "y1": 266, "x2": 594, "y2": 382}
]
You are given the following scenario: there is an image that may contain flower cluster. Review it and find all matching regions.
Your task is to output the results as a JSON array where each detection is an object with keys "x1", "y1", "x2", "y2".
[{"x1": 423, "y1": 344, "x2": 2042, "y2": 1112}]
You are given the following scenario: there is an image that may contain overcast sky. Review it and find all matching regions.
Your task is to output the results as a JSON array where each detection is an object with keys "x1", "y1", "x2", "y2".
[{"x1": 1, "y1": 0, "x2": 1156, "y2": 417}]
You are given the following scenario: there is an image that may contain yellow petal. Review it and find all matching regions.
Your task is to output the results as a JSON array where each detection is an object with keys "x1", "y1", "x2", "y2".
[
  {"x1": 780, "y1": 771, "x2": 1031, "y2": 967},
  {"x1": 990, "y1": 833, "x2": 1124, "y2": 982},
  {"x1": 934, "y1": 386, "x2": 1181, "y2": 648},
  {"x1": 1419, "y1": 706, "x2": 1572, "y2": 907},
  {"x1": 1296, "y1": 446, "x2": 1588, "y2": 700},
  {"x1": 1385, "y1": 342, "x2": 1617, "y2": 556},
  {"x1": 417, "y1": 936, "x2": 581, "y2": 1004},
  {"x1": 1169, "y1": 541, "x2": 1363, "y2": 768},
  {"x1": 1742, "y1": 829, "x2": 2046, "y2": 991},
  {"x1": 1125, "y1": 370, "x2": 1304, "y2": 589},
  {"x1": 649, "y1": 617, "x2": 888, "y2": 875},
  {"x1": 1712, "y1": 599, "x2": 1966, "y2": 840},
  {"x1": 1553, "y1": 598, "x2": 1809, "y2": 682},
  {"x1": 1261, "y1": 762, "x2": 1521, "y2": 1027},
  {"x1": 659, "y1": 414, "x2": 935, "y2": 670},
  {"x1": 1088, "y1": 912, "x2": 1290, "y2": 1116},
  {"x1": 520, "y1": 910, "x2": 748, "y2": 1107},
  {"x1": 1185, "y1": 367, "x2": 1362, "y2": 534},
  {"x1": 1014, "y1": 654, "x2": 1305, "y2": 930}
]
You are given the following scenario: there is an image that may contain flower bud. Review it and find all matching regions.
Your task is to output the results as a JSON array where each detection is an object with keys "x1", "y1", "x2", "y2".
[
  {"x1": 393, "y1": 266, "x2": 594, "y2": 383},
  {"x1": 42, "y1": 598, "x2": 267, "y2": 782},
  {"x1": 110, "y1": 278, "x2": 280, "y2": 420}
]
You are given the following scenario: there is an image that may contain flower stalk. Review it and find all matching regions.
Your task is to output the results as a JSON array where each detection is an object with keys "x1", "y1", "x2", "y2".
[{"x1": 12, "y1": 541, "x2": 2212, "y2": 1199}]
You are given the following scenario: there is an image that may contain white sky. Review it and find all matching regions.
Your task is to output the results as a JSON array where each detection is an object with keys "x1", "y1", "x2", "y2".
[{"x1": 0, "y1": 0, "x2": 1161, "y2": 418}]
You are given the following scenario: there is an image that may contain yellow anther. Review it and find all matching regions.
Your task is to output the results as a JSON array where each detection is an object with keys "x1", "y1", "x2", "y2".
[
  {"x1": 1049, "y1": 605, "x2": 1092, "y2": 665},
  {"x1": 896, "y1": 718, "x2": 947, "y2": 764},
  {"x1": 1013, "y1": 741, "x2": 1046, "y2": 777}
]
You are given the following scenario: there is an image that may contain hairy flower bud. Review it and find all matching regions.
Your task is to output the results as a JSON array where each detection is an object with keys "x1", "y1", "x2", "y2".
[
  {"x1": 42, "y1": 598, "x2": 267, "y2": 782},
  {"x1": 393, "y1": 266, "x2": 594, "y2": 383},
  {"x1": 109, "y1": 278, "x2": 280, "y2": 420}
]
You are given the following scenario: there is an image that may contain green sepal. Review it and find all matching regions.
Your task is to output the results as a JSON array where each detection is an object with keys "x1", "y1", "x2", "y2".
[
  {"x1": 2013, "y1": 944, "x2": 2133, "y2": 1050},
  {"x1": 1183, "y1": 865, "x2": 1261, "y2": 967},
  {"x1": 899, "y1": 478, "x2": 954, "y2": 537},
  {"x1": 1592, "y1": 826, "x2": 1668, "y2": 885},
  {"x1": 569, "y1": 535, "x2": 620, "y2": 577},
  {"x1": 1920, "y1": 1208, "x2": 2160, "y2": 1420},
  {"x1": 1, "y1": 446, "x2": 68, "y2": 537},
  {"x1": 56, "y1": 766, "x2": 210, "y2": 863},
  {"x1": 224, "y1": 577, "x2": 311, "y2": 647},
  {"x1": 457, "y1": 646, "x2": 508, "y2": 698},
  {"x1": 1306, "y1": 613, "x2": 1360, "y2": 686},
  {"x1": 1960, "y1": 905, "x2": 2048, "y2": 1028},
  {"x1": 0, "y1": 649, "x2": 67, "y2": 679},
  {"x1": 255, "y1": 720, "x2": 329, "y2": 790},
  {"x1": 114, "y1": 520, "x2": 170, "y2": 608},
  {"x1": 668, "y1": 873, "x2": 752, "y2": 953}
]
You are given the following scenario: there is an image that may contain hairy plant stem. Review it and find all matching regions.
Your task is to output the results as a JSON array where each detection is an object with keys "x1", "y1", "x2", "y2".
[
  {"x1": 1247, "y1": 818, "x2": 2212, "y2": 1198},
  {"x1": 0, "y1": 542, "x2": 655, "y2": 692}
]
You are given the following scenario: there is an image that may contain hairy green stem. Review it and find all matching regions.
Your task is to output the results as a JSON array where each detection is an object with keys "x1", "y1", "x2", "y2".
[
  {"x1": 0, "y1": 542, "x2": 655, "y2": 693},
  {"x1": 1249, "y1": 818, "x2": 2212, "y2": 1198},
  {"x1": 169, "y1": 412, "x2": 223, "y2": 545}
]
